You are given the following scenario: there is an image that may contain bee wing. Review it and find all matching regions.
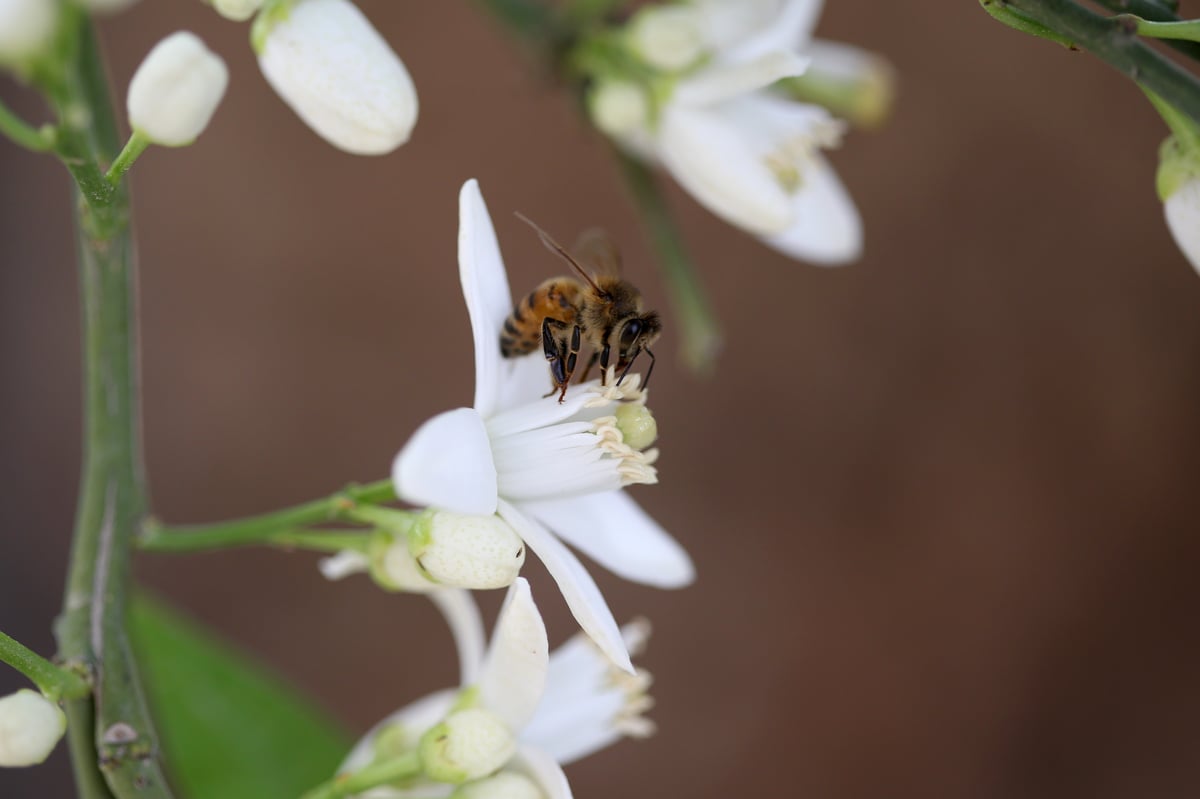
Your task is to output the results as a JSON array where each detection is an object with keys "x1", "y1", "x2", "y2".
[{"x1": 572, "y1": 228, "x2": 623, "y2": 278}]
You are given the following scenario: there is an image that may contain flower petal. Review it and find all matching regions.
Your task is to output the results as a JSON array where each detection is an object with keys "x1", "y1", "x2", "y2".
[
  {"x1": 805, "y1": 37, "x2": 884, "y2": 82},
  {"x1": 497, "y1": 500, "x2": 634, "y2": 675},
  {"x1": 429, "y1": 589, "x2": 486, "y2": 686},
  {"x1": 511, "y1": 746, "x2": 573, "y2": 799},
  {"x1": 659, "y1": 105, "x2": 793, "y2": 236},
  {"x1": 674, "y1": 50, "x2": 808, "y2": 108},
  {"x1": 1165, "y1": 178, "x2": 1200, "y2": 276},
  {"x1": 459, "y1": 179, "x2": 517, "y2": 418},
  {"x1": 760, "y1": 153, "x2": 862, "y2": 265},
  {"x1": 392, "y1": 408, "x2": 498, "y2": 514},
  {"x1": 722, "y1": 0, "x2": 825, "y2": 64},
  {"x1": 522, "y1": 492, "x2": 693, "y2": 588},
  {"x1": 478, "y1": 578, "x2": 549, "y2": 731}
]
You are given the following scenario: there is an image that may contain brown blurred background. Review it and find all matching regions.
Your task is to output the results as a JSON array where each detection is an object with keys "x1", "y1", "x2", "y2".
[{"x1": 4, "y1": 2, "x2": 1200, "y2": 797}]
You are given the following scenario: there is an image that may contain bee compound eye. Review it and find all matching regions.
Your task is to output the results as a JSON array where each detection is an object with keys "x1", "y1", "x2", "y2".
[{"x1": 620, "y1": 319, "x2": 642, "y2": 347}]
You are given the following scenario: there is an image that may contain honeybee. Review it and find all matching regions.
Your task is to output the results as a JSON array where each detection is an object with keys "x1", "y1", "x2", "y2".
[{"x1": 501, "y1": 214, "x2": 662, "y2": 403}]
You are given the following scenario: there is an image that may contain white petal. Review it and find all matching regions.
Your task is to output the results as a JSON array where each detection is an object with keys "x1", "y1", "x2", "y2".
[
  {"x1": 760, "y1": 154, "x2": 862, "y2": 264},
  {"x1": 318, "y1": 549, "x2": 369, "y2": 580},
  {"x1": 521, "y1": 693, "x2": 623, "y2": 766},
  {"x1": 723, "y1": 0, "x2": 825, "y2": 64},
  {"x1": 805, "y1": 38, "x2": 883, "y2": 82},
  {"x1": 497, "y1": 500, "x2": 634, "y2": 674},
  {"x1": 659, "y1": 105, "x2": 793, "y2": 236},
  {"x1": 485, "y1": 379, "x2": 604, "y2": 440},
  {"x1": 392, "y1": 408, "x2": 498, "y2": 514},
  {"x1": 494, "y1": 353, "x2": 556, "y2": 416},
  {"x1": 511, "y1": 746, "x2": 573, "y2": 799},
  {"x1": 339, "y1": 690, "x2": 458, "y2": 773},
  {"x1": 1165, "y1": 178, "x2": 1200, "y2": 276},
  {"x1": 459, "y1": 179, "x2": 517, "y2": 419},
  {"x1": 478, "y1": 578, "x2": 549, "y2": 730},
  {"x1": 522, "y1": 492, "x2": 693, "y2": 588},
  {"x1": 674, "y1": 51, "x2": 808, "y2": 108},
  {"x1": 429, "y1": 589, "x2": 486, "y2": 686}
]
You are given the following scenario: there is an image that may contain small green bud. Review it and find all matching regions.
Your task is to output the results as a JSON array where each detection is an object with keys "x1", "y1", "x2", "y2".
[
  {"x1": 615, "y1": 403, "x2": 658, "y2": 451},
  {"x1": 418, "y1": 709, "x2": 516, "y2": 784},
  {"x1": 588, "y1": 81, "x2": 651, "y2": 138},
  {"x1": 1156, "y1": 135, "x2": 1200, "y2": 202}
]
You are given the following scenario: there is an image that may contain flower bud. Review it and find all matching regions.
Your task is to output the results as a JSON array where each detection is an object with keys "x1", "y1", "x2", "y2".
[
  {"x1": 627, "y1": 6, "x2": 704, "y2": 72},
  {"x1": 419, "y1": 709, "x2": 516, "y2": 784},
  {"x1": 450, "y1": 772, "x2": 544, "y2": 799},
  {"x1": 127, "y1": 31, "x2": 228, "y2": 146},
  {"x1": 212, "y1": 0, "x2": 263, "y2": 22},
  {"x1": 614, "y1": 402, "x2": 657, "y2": 451},
  {"x1": 0, "y1": 0, "x2": 58, "y2": 68},
  {"x1": 587, "y1": 81, "x2": 650, "y2": 138},
  {"x1": 78, "y1": 0, "x2": 140, "y2": 13},
  {"x1": 367, "y1": 525, "x2": 439, "y2": 592},
  {"x1": 255, "y1": 0, "x2": 418, "y2": 155},
  {"x1": 782, "y1": 42, "x2": 896, "y2": 131},
  {"x1": 0, "y1": 689, "x2": 67, "y2": 767},
  {"x1": 408, "y1": 510, "x2": 525, "y2": 590},
  {"x1": 1158, "y1": 135, "x2": 1200, "y2": 277}
]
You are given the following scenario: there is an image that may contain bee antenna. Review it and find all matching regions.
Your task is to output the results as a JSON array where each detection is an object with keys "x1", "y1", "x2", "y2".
[{"x1": 514, "y1": 212, "x2": 603, "y2": 294}]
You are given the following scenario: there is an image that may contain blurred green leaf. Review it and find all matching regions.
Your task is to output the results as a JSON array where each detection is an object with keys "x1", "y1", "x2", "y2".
[{"x1": 129, "y1": 594, "x2": 351, "y2": 799}]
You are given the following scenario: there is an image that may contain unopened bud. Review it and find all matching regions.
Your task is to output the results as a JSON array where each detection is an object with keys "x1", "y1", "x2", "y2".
[
  {"x1": 451, "y1": 771, "x2": 544, "y2": 799},
  {"x1": 212, "y1": 0, "x2": 263, "y2": 21},
  {"x1": 1158, "y1": 135, "x2": 1200, "y2": 277},
  {"x1": 627, "y1": 6, "x2": 704, "y2": 72},
  {"x1": 367, "y1": 525, "x2": 439, "y2": 593},
  {"x1": 0, "y1": 690, "x2": 67, "y2": 767},
  {"x1": 419, "y1": 709, "x2": 516, "y2": 784},
  {"x1": 614, "y1": 402, "x2": 657, "y2": 451},
  {"x1": 588, "y1": 81, "x2": 650, "y2": 138},
  {"x1": 0, "y1": 0, "x2": 58, "y2": 68},
  {"x1": 782, "y1": 42, "x2": 896, "y2": 131},
  {"x1": 408, "y1": 510, "x2": 525, "y2": 590},
  {"x1": 127, "y1": 31, "x2": 228, "y2": 146},
  {"x1": 255, "y1": 0, "x2": 418, "y2": 155}
]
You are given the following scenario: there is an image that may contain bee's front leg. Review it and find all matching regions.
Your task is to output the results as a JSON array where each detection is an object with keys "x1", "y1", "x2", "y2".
[{"x1": 541, "y1": 318, "x2": 581, "y2": 402}]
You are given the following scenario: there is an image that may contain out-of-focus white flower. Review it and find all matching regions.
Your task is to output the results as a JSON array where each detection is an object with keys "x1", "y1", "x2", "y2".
[
  {"x1": 337, "y1": 579, "x2": 655, "y2": 798},
  {"x1": 255, "y1": 0, "x2": 418, "y2": 155},
  {"x1": 627, "y1": 5, "x2": 705, "y2": 72},
  {"x1": 78, "y1": 0, "x2": 141, "y2": 13},
  {"x1": 0, "y1": 689, "x2": 67, "y2": 767},
  {"x1": 593, "y1": 0, "x2": 865, "y2": 265},
  {"x1": 587, "y1": 80, "x2": 650, "y2": 139},
  {"x1": 213, "y1": 0, "x2": 263, "y2": 22},
  {"x1": 127, "y1": 31, "x2": 228, "y2": 146},
  {"x1": 0, "y1": 0, "x2": 58, "y2": 67},
  {"x1": 1158, "y1": 134, "x2": 1200, "y2": 277},
  {"x1": 387, "y1": 179, "x2": 693, "y2": 673}
]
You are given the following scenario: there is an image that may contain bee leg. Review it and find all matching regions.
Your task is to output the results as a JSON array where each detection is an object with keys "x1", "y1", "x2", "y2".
[
  {"x1": 615, "y1": 348, "x2": 639, "y2": 386},
  {"x1": 598, "y1": 344, "x2": 611, "y2": 386},
  {"x1": 577, "y1": 351, "x2": 599, "y2": 384},
  {"x1": 557, "y1": 324, "x2": 582, "y2": 402},
  {"x1": 641, "y1": 347, "x2": 656, "y2": 389},
  {"x1": 542, "y1": 317, "x2": 569, "y2": 399}
]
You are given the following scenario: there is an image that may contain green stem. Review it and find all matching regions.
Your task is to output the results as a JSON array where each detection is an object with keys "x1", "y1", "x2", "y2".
[
  {"x1": 105, "y1": 131, "x2": 150, "y2": 186},
  {"x1": 613, "y1": 150, "x2": 722, "y2": 375},
  {"x1": 0, "y1": 631, "x2": 90, "y2": 700},
  {"x1": 0, "y1": 98, "x2": 55, "y2": 152},
  {"x1": 300, "y1": 752, "x2": 422, "y2": 799},
  {"x1": 1001, "y1": 0, "x2": 1200, "y2": 126},
  {"x1": 49, "y1": 16, "x2": 175, "y2": 799},
  {"x1": 139, "y1": 479, "x2": 395, "y2": 551},
  {"x1": 1122, "y1": 15, "x2": 1200, "y2": 39},
  {"x1": 140, "y1": 526, "x2": 373, "y2": 554},
  {"x1": 1093, "y1": 0, "x2": 1200, "y2": 59},
  {"x1": 1142, "y1": 85, "x2": 1200, "y2": 150}
]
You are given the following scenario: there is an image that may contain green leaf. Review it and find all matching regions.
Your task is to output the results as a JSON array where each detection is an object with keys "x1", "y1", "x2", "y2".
[{"x1": 129, "y1": 594, "x2": 351, "y2": 799}]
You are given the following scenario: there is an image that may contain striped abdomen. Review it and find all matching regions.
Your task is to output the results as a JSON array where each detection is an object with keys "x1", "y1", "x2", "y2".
[{"x1": 500, "y1": 278, "x2": 584, "y2": 357}]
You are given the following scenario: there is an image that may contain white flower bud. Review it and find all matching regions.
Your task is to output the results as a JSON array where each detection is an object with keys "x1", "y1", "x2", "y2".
[
  {"x1": 255, "y1": 0, "x2": 418, "y2": 155},
  {"x1": 127, "y1": 31, "x2": 228, "y2": 147},
  {"x1": 78, "y1": 0, "x2": 140, "y2": 13},
  {"x1": 587, "y1": 81, "x2": 650, "y2": 138},
  {"x1": 1158, "y1": 135, "x2": 1200, "y2": 277},
  {"x1": 0, "y1": 0, "x2": 58, "y2": 67},
  {"x1": 627, "y1": 6, "x2": 705, "y2": 72},
  {"x1": 451, "y1": 772, "x2": 544, "y2": 799},
  {"x1": 614, "y1": 402, "x2": 657, "y2": 451},
  {"x1": 212, "y1": 0, "x2": 263, "y2": 22},
  {"x1": 367, "y1": 527, "x2": 439, "y2": 593},
  {"x1": 408, "y1": 510, "x2": 525, "y2": 590},
  {"x1": 419, "y1": 709, "x2": 516, "y2": 784},
  {"x1": 0, "y1": 689, "x2": 67, "y2": 767}
]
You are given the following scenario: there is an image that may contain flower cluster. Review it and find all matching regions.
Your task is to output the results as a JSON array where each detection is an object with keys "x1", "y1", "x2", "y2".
[{"x1": 580, "y1": 0, "x2": 893, "y2": 265}]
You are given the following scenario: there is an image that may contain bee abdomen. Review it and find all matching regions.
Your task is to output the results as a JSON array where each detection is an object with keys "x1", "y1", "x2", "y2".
[{"x1": 499, "y1": 279, "x2": 582, "y2": 358}]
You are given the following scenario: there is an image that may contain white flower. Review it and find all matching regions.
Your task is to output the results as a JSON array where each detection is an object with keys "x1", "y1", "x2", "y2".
[
  {"x1": 0, "y1": 689, "x2": 67, "y2": 767},
  {"x1": 337, "y1": 578, "x2": 655, "y2": 798},
  {"x1": 1165, "y1": 179, "x2": 1200, "y2": 276},
  {"x1": 388, "y1": 179, "x2": 693, "y2": 673},
  {"x1": 127, "y1": 31, "x2": 228, "y2": 147},
  {"x1": 602, "y1": 0, "x2": 864, "y2": 265},
  {"x1": 0, "y1": 0, "x2": 58, "y2": 67},
  {"x1": 213, "y1": 0, "x2": 263, "y2": 22},
  {"x1": 255, "y1": 0, "x2": 418, "y2": 155}
]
